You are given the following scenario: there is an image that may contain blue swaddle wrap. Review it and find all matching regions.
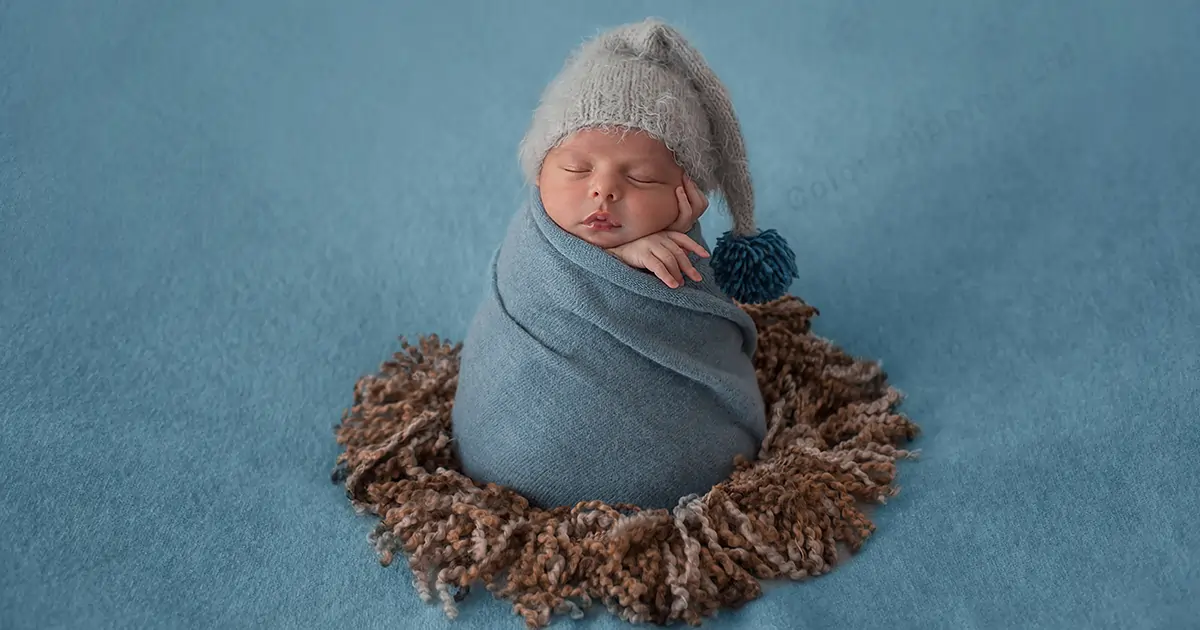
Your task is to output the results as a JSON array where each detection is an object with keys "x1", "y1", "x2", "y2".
[{"x1": 451, "y1": 192, "x2": 766, "y2": 509}]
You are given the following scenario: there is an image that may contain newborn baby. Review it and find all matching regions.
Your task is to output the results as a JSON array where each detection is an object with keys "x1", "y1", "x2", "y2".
[
  {"x1": 539, "y1": 127, "x2": 712, "y2": 289},
  {"x1": 451, "y1": 18, "x2": 798, "y2": 510}
]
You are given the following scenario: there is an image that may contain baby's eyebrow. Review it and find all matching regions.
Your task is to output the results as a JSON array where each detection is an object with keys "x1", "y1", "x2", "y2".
[
  {"x1": 618, "y1": 155, "x2": 671, "y2": 169},
  {"x1": 556, "y1": 149, "x2": 597, "y2": 163},
  {"x1": 558, "y1": 149, "x2": 669, "y2": 169}
]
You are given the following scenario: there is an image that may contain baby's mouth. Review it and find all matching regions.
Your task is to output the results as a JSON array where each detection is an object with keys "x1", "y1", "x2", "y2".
[{"x1": 583, "y1": 210, "x2": 621, "y2": 229}]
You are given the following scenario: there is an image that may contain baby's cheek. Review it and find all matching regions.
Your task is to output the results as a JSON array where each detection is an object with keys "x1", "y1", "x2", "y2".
[
  {"x1": 646, "y1": 190, "x2": 682, "y2": 229},
  {"x1": 540, "y1": 190, "x2": 585, "y2": 230}
]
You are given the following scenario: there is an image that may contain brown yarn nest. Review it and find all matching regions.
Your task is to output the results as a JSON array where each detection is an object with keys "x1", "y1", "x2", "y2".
[{"x1": 331, "y1": 296, "x2": 920, "y2": 628}]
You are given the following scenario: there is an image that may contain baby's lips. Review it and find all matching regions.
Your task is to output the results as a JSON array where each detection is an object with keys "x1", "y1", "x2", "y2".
[{"x1": 583, "y1": 210, "x2": 621, "y2": 226}]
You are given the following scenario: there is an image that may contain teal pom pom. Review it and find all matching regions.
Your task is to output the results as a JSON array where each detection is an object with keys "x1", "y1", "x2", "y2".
[{"x1": 710, "y1": 229, "x2": 798, "y2": 304}]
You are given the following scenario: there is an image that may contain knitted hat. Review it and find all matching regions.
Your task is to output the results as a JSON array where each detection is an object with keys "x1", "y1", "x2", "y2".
[{"x1": 517, "y1": 18, "x2": 798, "y2": 304}]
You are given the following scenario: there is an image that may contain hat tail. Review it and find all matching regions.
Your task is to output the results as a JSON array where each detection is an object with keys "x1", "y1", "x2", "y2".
[{"x1": 631, "y1": 20, "x2": 798, "y2": 304}]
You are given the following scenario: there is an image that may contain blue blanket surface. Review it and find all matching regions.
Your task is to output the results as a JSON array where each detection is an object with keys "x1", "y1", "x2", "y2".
[
  {"x1": 3, "y1": 1, "x2": 1198, "y2": 629},
  {"x1": 453, "y1": 192, "x2": 765, "y2": 509}
]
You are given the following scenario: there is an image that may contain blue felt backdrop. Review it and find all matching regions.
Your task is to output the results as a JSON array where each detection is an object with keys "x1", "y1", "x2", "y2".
[{"x1": 3, "y1": 1, "x2": 1198, "y2": 628}]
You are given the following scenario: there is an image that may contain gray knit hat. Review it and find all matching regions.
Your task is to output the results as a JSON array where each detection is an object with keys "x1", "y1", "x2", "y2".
[{"x1": 518, "y1": 18, "x2": 797, "y2": 303}]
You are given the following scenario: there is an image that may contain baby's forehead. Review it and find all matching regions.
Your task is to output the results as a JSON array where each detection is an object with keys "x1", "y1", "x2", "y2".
[{"x1": 556, "y1": 130, "x2": 677, "y2": 166}]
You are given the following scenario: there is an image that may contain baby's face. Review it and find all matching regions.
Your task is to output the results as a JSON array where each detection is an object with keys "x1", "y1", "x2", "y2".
[{"x1": 538, "y1": 127, "x2": 685, "y2": 249}]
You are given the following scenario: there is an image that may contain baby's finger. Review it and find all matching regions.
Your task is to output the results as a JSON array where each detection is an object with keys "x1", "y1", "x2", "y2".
[
  {"x1": 664, "y1": 231, "x2": 710, "y2": 258},
  {"x1": 643, "y1": 254, "x2": 678, "y2": 288},
  {"x1": 669, "y1": 185, "x2": 693, "y2": 232},
  {"x1": 683, "y1": 174, "x2": 709, "y2": 214},
  {"x1": 650, "y1": 244, "x2": 685, "y2": 288},
  {"x1": 666, "y1": 241, "x2": 702, "y2": 282}
]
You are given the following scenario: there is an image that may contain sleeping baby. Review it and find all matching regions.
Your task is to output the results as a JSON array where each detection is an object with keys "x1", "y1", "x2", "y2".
[
  {"x1": 539, "y1": 126, "x2": 713, "y2": 289},
  {"x1": 451, "y1": 18, "x2": 798, "y2": 510}
]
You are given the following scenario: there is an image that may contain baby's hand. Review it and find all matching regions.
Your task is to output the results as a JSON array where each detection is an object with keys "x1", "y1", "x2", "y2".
[
  {"x1": 665, "y1": 173, "x2": 709, "y2": 234},
  {"x1": 605, "y1": 231, "x2": 710, "y2": 289}
]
